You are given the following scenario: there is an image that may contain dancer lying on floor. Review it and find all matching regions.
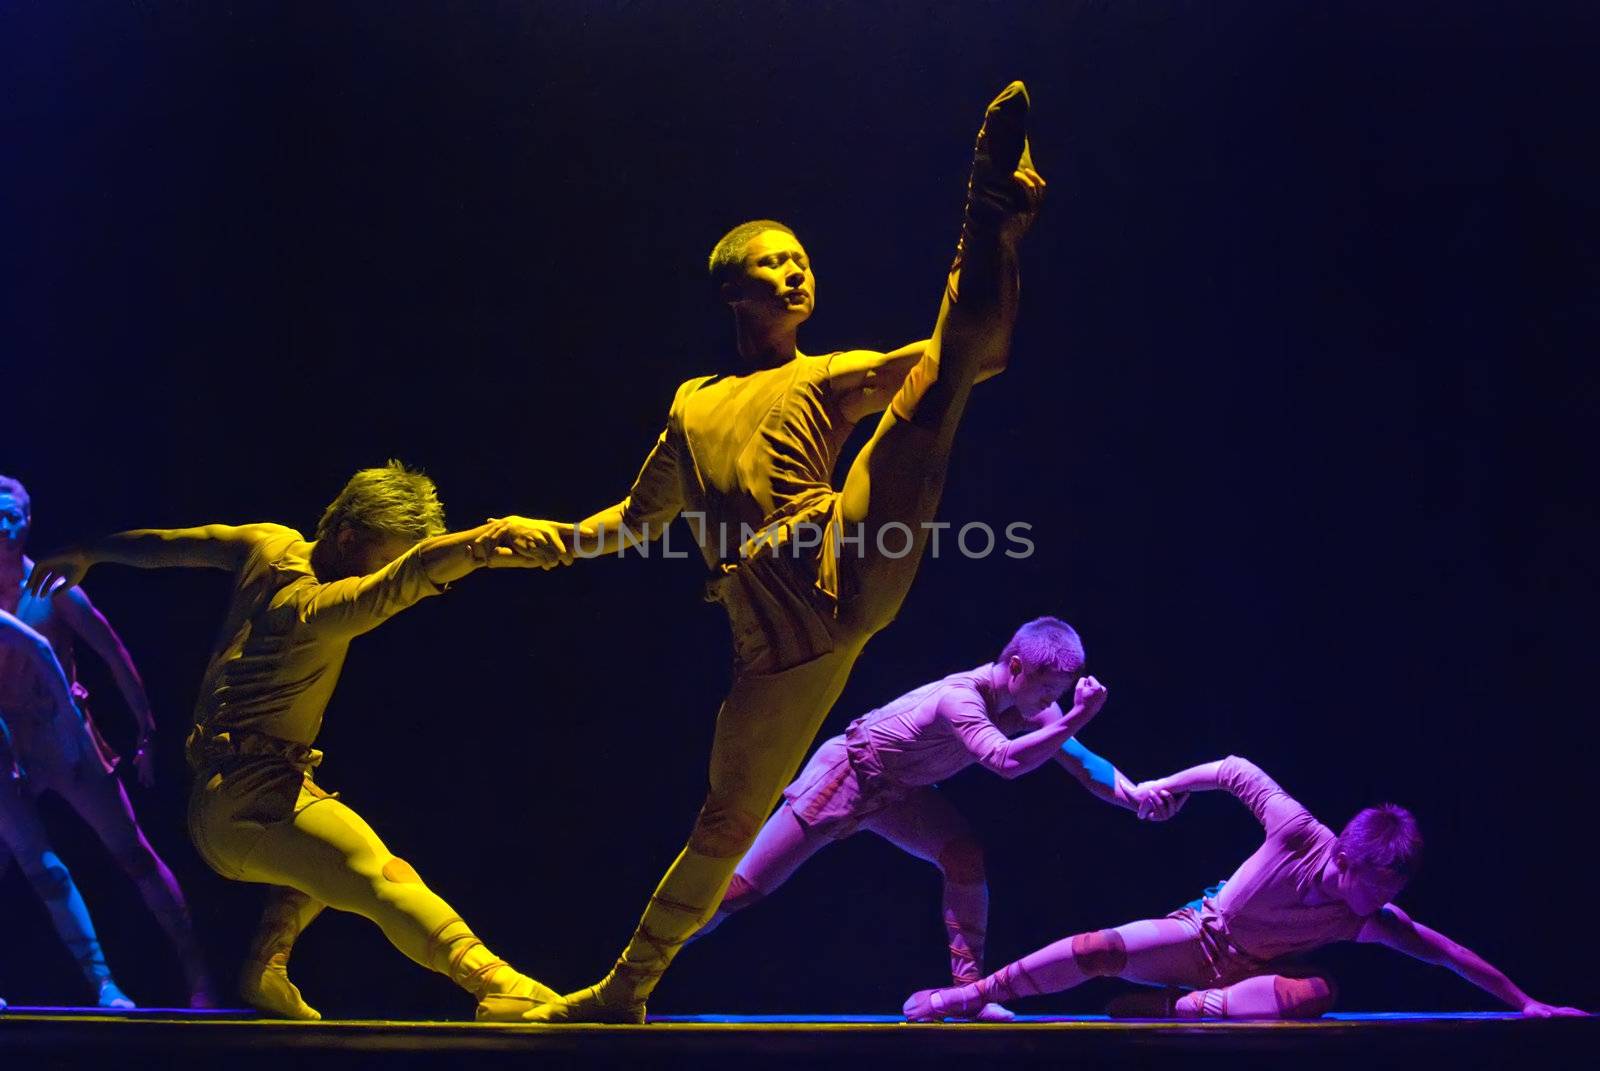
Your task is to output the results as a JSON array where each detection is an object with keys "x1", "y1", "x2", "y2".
[
  {"x1": 695, "y1": 616, "x2": 1183, "y2": 1021},
  {"x1": 28, "y1": 461, "x2": 573, "y2": 1021},
  {"x1": 904, "y1": 754, "x2": 1586, "y2": 1020}
]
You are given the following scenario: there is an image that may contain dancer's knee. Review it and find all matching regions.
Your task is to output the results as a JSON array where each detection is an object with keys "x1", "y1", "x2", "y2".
[
  {"x1": 688, "y1": 796, "x2": 763, "y2": 859},
  {"x1": 1273, "y1": 974, "x2": 1336, "y2": 1018},
  {"x1": 1069, "y1": 929, "x2": 1128, "y2": 976},
  {"x1": 28, "y1": 854, "x2": 74, "y2": 901},
  {"x1": 936, "y1": 837, "x2": 986, "y2": 884},
  {"x1": 381, "y1": 856, "x2": 423, "y2": 884},
  {"x1": 718, "y1": 872, "x2": 765, "y2": 916}
]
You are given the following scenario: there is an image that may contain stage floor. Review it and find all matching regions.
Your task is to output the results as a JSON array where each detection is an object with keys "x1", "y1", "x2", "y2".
[{"x1": 1, "y1": 1008, "x2": 1591, "y2": 1069}]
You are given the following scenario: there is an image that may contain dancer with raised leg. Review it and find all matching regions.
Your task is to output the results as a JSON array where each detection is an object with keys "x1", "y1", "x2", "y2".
[
  {"x1": 903, "y1": 755, "x2": 1587, "y2": 1020},
  {"x1": 1, "y1": 607, "x2": 136, "y2": 1008},
  {"x1": 504, "y1": 81, "x2": 1046, "y2": 1023},
  {"x1": 28, "y1": 462, "x2": 573, "y2": 1021},
  {"x1": 694, "y1": 616, "x2": 1186, "y2": 1021},
  {"x1": 1, "y1": 474, "x2": 215, "y2": 1005}
]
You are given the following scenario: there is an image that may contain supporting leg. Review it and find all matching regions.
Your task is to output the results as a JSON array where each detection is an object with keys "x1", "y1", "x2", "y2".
[
  {"x1": 0, "y1": 778, "x2": 133, "y2": 1008},
  {"x1": 239, "y1": 886, "x2": 327, "y2": 1019},
  {"x1": 62, "y1": 770, "x2": 215, "y2": 1005},
  {"x1": 863, "y1": 790, "x2": 1010, "y2": 1021},
  {"x1": 218, "y1": 786, "x2": 556, "y2": 1020},
  {"x1": 525, "y1": 649, "x2": 860, "y2": 1023}
]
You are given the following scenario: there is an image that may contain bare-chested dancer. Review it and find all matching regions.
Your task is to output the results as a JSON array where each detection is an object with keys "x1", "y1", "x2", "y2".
[{"x1": 1, "y1": 474, "x2": 212, "y2": 1005}]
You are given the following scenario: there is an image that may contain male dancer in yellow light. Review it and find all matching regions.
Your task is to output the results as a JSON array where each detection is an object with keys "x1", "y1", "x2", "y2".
[
  {"x1": 505, "y1": 82, "x2": 1046, "y2": 1023},
  {"x1": 29, "y1": 462, "x2": 573, "y2": 1021}
]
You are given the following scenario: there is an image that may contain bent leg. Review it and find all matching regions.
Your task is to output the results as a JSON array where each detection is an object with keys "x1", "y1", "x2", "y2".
[
  {"x1": 862, "y1": 790, "x2": 989, "y2": 986},
  {"x1": 0, "y1": 778, "x2": 130, "y2": 1006},
  {"x1": 239, "y1": 886, "x2": 327, "y2": 1020},
  {"x1": 904, "y1": 915, "x2": 1209, "y2": 1020},
  {"x1": 233, "y1": 792, "x2": 551, "y2": 1011},
  {"x1": 60, "y1": 770, "x2": 213, "y2": 1002},
  {"x1": 696, "y1": 802, "x2": 834, "y2": 940},
  {"x1": 1175, "y1": 970, "x2": 1338, "y2": 1020}
]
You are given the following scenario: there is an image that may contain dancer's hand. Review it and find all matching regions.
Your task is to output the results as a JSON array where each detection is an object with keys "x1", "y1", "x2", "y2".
[
  {"x1": 27, "y1": 548, "x2": 93, "y2": 597},
  {"x1": 1072, "y1": 675, "x2": 1108, "y2": 718},
  {"x1": 1130, "y1": 783, "x2": 1187, "y2": 821},
  {"x1": 1001, "y1": 167, "x2": 1047, "y2": 243},
  {"x1": 1520, "y1": 1000, "x2": 1588, "y2": 1018},
  {"x1": 483, "y1": 517, "x2": 576, "y2": 569}
]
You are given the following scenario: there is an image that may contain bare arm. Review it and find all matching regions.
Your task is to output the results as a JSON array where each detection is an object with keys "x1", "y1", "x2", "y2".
[
  {"x1": 1140, "y1": 755, "x2": 1302, "y2": 833},
  {"x1": 829, "y1": 342, "x2": 928, "y2": 423},
  {"x1": 55, "y1": 586, "x2": 156, "y2": 739},
  {"x1": 0, "y1": 609, "x2": 82, "y2": 723},
  {"x1": 955, "y1": 676, "x2": 1110, "y2": 780},
  {"x1": 1361, "y1": 903, "x2": 1586, "y2": 1016},
  {"x1": 27, "y1": 523, "x2": 274, "y2": 596}
]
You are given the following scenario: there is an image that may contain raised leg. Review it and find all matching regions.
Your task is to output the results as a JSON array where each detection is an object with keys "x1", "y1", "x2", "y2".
[{"x1": 836, "y1": 82, "x2": 1042, "y2": 640}]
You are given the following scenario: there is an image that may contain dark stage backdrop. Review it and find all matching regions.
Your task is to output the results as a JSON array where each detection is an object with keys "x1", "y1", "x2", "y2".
[{"x1": 3, "y1": 1, "x2": 1596, "y2": 1017}]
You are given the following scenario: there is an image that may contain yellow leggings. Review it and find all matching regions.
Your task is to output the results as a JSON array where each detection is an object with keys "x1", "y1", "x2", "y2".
[
  {"x1": 189, "y1": 762, "x2": 511, "y2": 996},
  {"x1": 601, "y1": 230, "x2": 1024, "y2": 1009}
]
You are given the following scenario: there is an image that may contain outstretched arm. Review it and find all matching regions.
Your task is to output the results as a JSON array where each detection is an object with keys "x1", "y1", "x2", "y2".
[
  {"x1": 829, "y1": 342, "x2": 929, "y2": 423},
  {"x1": 1055, "y1": 738, "x2": 1186, "y2": 820},
  {"x1": 299, "y1": 519, "x2": 572, "y2": 638},
  {"x1": 1138, "y1": 755, "x2": 1304, "y2": 834},
  {"x1": 1361, "y1": 903, "x2": 1586, "y2": 1017},
  {"x1": 26, "y1": 523, "x2": 273, "y2": 595},
  {"x1": 54, "y1": 585, "x2": 158, "y2": 785}
]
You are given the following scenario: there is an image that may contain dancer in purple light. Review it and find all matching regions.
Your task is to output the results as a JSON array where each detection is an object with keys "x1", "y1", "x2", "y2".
[
  {"x1": 695, "y1": 616, "x2": 1183, "y2": 1021},
  {"x1": 903, "y1": 755, "x2": 1586, "y2": 1020},
  {"x1": 1, "y1": 474, "x2": 212, "y2": 1006},
  {"x1": 1, "y1": 605, "x2": 136, "y2": 1008}
]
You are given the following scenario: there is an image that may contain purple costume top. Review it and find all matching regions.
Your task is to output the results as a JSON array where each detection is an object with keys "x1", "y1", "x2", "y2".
[
  {"x1": 782, "y1": 664, "x2": 1064, "y2": 830},
  {"x1": 1187, "y1": 757, "x2": 1373, "y2": 967}
]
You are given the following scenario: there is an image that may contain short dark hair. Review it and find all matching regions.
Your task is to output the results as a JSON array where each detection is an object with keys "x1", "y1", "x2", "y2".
[
  {"x1": 998, "y1": 616, "x2": 1086, "y2": 674},
  {"x1": 708, "y1": 219, "x2": 797, "y2": 285},
  {"x1": 0, "y1": 474, "x2": 30, "y2": 518},
  {"x1": 314, "y1": 460, "x2": 446, "y2": 544},
  {"x1": 1337, "y1": 804, "x2": 1424, "y2": 877}
]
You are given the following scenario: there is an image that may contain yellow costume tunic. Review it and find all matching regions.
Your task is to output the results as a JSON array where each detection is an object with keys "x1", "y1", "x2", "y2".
[
  {"x1": 183, "y1": 524, "x2": 441, "y2": 878},
  {"x1": 619, "y1": 353, "x2": 859, "y2": 674}
]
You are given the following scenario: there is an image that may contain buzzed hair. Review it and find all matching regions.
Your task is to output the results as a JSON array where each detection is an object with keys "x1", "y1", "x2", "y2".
[
  {"x1": 999, "y1": 616, "x2": 1087, "y2": 675},
  {"x1": 1338, "y1": 804, "x2": 1424, "y2": 877},
  {"x1": 0, "y1": 474, "x2": 30, "y2": 518},
  {"x1": 314, "y1": 460, "x2": 446, "y2": 544},
  {"x1": 708, "y1": 219, "x2": 797, "y2": 285}
]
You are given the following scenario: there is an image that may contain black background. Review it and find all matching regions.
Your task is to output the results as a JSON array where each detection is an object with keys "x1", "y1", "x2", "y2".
[{"x1": 2, "y1": 1, "x2": 1596, "y2": 1017}]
